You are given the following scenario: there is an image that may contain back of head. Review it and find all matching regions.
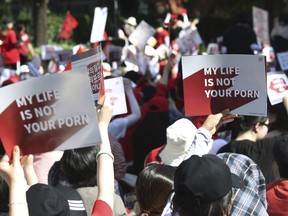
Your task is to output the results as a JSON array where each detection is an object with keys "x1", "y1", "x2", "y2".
[
  {"x1": 235, "y1": 12, "x2": 250, "y2": 25},
  {"x1": 217, "y1": 153, "x2": 268, "y2": 215},
  {"x1": 274, "y1": 135, "x2": 288, "y2": 178},
  {"x1": 279, "y1": 12, "x2": 288, "y2": 26},
  {"x1": 135, "y1": 164, "x2": 176, "y2": 215},
  {"x1": 228, "y1": 115, "x2": 268, "y2": 139},
  {"x1": 173, "y1": 154, "x2": 243, "y2": 216},
  {"x1": 60, "y1": 146, "x2": 98, "y2": 188},
  {"x1": 0, "y1": 174, "x2": 9, "y2": 213}
]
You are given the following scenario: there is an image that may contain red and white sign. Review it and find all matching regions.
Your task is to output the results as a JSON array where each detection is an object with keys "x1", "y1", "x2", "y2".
[
  {"x1": 267, "y1": 71, "x2": 288, "y2": 105},
  {"x1": 182, "y1": 55, "x2": 267, "y2": 116},
  {"x1": 0, "y1": 71, "x2": 101, "y2": 156},
  {"x1": 104, "y1": 77, "x2": 127, "y2": 116}
]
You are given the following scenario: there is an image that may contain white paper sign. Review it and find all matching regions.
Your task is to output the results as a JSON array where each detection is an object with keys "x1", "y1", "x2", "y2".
[
  {"x1": 253, "y1": 6, "x2": 270, "y2": 45},
  {"x1": 41, "y1": 45, "x2": 63, "y2": 61},
  {"x1": 104, "y1": 77, "x2": 127, "y2": 115},
  {"x1": 267, "y1": 71, "x2": 288, "y2": 105},
  {"x1": 0, "y1": 70, "x2": 101, "y2": 155},
  {"x1": 56, "y1": 50, "x2": 73, "y2": 66},
  {"x1": 129, "y1": 20, "x2": 156, "y2": 50},
  {"x1": 176, "y1": 28, "x2": 203, "y2": 54},
  {"x1": 90, "y1": 7, "x2": 108, "y2": 43},
  {"x1": 277, "y1": 51, "x2": 288, "y2": 71}
]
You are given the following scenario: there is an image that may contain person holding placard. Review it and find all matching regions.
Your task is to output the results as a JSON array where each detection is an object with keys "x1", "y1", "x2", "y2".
[{"x1": 91, "y1": 98, "x2": 115, "y2": 216}]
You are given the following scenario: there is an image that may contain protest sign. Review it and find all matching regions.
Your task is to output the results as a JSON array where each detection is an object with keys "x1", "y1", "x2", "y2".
[
  {"x1": 129, "y1": 20, "x2": 156, "y2": 51},
  {"x1": 41, "y1": 45, "x2": 63, "y2": 61},
  {"x1": 0, "y1": 70, "x2": 101, "y2": 156},
  {"x1": 253, "y1": 6, "x2": 270, "y2": 45},
  {"x1": 56, "y1": 50, "x2": 73, "y2": 66},
  {"x1": 182, "y1": 55, "x2": 267, "y2": 116},
  {"x1": 107, "y1": 45, "x2": 123, "y2": 63},
  {"x1": 90, "y1": 7, "x2": 108, "y2": 43},
  {"x1": 71, "y1": 46, "x2": 105, "y2": 106},
  {"x1": 276, "y1": 51, "x2": 288, "y2": 71},
  {"x1": 104, "y1": 77, "x2": 127, "y2": 115},
  {"x1": 267, "y1": 71, "x2": 288, "y2": 105},
  {"x1": 176, "y1": 28, "x2": 203, "y2": 54}
]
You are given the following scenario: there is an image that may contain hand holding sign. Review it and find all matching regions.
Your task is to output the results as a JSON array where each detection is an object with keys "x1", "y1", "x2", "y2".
[{"x1": 202, "y1": 109, "x2": 237, "y2": 135}]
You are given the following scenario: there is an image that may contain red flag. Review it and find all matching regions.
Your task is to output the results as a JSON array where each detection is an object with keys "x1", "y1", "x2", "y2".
[{"x1": 58, "y1": 12, "x2": 78, "y2": 39}]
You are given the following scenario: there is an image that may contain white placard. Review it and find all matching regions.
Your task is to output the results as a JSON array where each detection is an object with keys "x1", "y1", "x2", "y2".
[
  {"x1": 90, "y1": 7, "x2": 108, "y2": 43},
  {"x1": 277, "y1": 51, "x2": 288, "y2": 71},
  {"x1": 0, "y1": 70, "x2": 101, "y2": 155},
  {"x1": 267, "y1": 71, "x2": 288, "y2": 105},
  {"x1": 176, "y1": 28, "x2": 203, "y2": 54},
  {"x1": 182, "y1": 54, "x2": 267, "y2": 116},
  {"x1": 129, "y1": 20, "x2": 156, "y2": 50},
  {"x1": 104, "y1": 77, "x2": 127, "y2": 115},
  {"x1": 253, "y1": 6, "x2": 270, "y2": 45},
  {"x1": 41, "y1": 45, "x2": 63, "y2": 61}
]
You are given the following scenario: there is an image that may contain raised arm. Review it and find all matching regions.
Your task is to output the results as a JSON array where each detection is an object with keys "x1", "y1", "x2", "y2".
[
  {"x1": 123, "y1": 78, "x2": 141, "y2": 127},
  {"x1": 184, "y1": 109, "x2": 236, "y2": 160},
  {"x1": 0, "y1": 146, "x2": 29, "y2": 216},
  {"x1": 92, "y1": 98, "x2": 114, "y2": 215}
]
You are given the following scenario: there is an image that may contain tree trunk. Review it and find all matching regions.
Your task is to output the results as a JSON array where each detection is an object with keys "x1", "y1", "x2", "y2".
[{"x1": 33, "y1": 0, "x2": 49, "y2": 46}]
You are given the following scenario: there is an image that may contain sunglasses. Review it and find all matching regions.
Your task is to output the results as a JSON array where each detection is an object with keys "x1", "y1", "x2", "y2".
[{"x1": 260, "y1": 123, "x2": 271, "y2": 130}]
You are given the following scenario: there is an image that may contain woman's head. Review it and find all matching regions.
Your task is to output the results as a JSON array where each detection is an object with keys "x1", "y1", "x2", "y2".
[
  {"x1": 60, "y1": 146, "x2": 98, "y2": 188},
  {"x1": 229, "y1": 115, "x2": 269, "y2": 139},
  {"x1": 135, "y1": 164, "x2": 176, "y2": 216},
  {"x1": 173, "y1": 154, "x2": 243, "y2": 216}
]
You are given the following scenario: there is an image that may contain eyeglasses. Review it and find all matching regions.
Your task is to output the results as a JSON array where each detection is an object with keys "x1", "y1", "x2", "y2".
[{"x1": 260, "y1": 123, "x2": 271, "y2": 130}]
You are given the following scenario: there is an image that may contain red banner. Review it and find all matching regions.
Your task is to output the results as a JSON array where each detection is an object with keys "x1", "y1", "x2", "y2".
[{"x1": 58, "y1": 12, "x2": 78, "y2": 39}]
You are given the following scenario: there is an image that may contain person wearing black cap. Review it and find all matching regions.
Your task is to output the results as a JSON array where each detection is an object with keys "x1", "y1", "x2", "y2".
[
  {"x1": 172, "y1": 154, "x2": 243, "y2": 216},
  {"x1": 0, "y1": 18, "x2": 20, "y2": 70}
]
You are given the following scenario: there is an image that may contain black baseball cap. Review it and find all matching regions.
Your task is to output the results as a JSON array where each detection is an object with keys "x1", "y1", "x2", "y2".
[
  {"x1": 26, "y1": 183, "x2": 87, "y2": 216},
  {"x1": 174, "y1": 154, "x2": 243, "y2": 205},
  {"x1": 2, "y1": 18, "x2": 13, "y2": 25}
]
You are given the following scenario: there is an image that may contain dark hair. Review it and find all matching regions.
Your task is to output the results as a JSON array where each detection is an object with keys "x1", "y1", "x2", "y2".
[
  {"x1": 17, "y1": 24, "x2": 25, "y2": 32},
  {"x1": 172, "y1": 190, "x2": 233, "y2": 216},
  {"x1": 274, "y1": 135, "x2": 288, "y2": 178},
  {"x1": 228, "y1": 115, "x2": 268, "y2": 139},
  {"x1": 135, "y1": 164, "x2": 176, "y2": 215},
  {"x1": 60, "y1": 146, "x2": 98, "y2": 188},
  {"x1": 0, "y1": 155, "x2": 9, "y2": 213}
]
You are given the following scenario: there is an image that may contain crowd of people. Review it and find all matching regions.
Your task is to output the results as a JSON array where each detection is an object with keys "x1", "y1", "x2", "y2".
[{"x1": 1, "y1": 0, "x2": 288, "y2": 215}]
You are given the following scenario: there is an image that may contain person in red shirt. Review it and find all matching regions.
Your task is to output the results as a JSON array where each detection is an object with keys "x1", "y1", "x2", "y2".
[
  {"x1": 0, "y1": 18, "x2": 20, "y2": 70},
  {"x1": 16, "y1": 24, "x2": 35, "y2": 65}
]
